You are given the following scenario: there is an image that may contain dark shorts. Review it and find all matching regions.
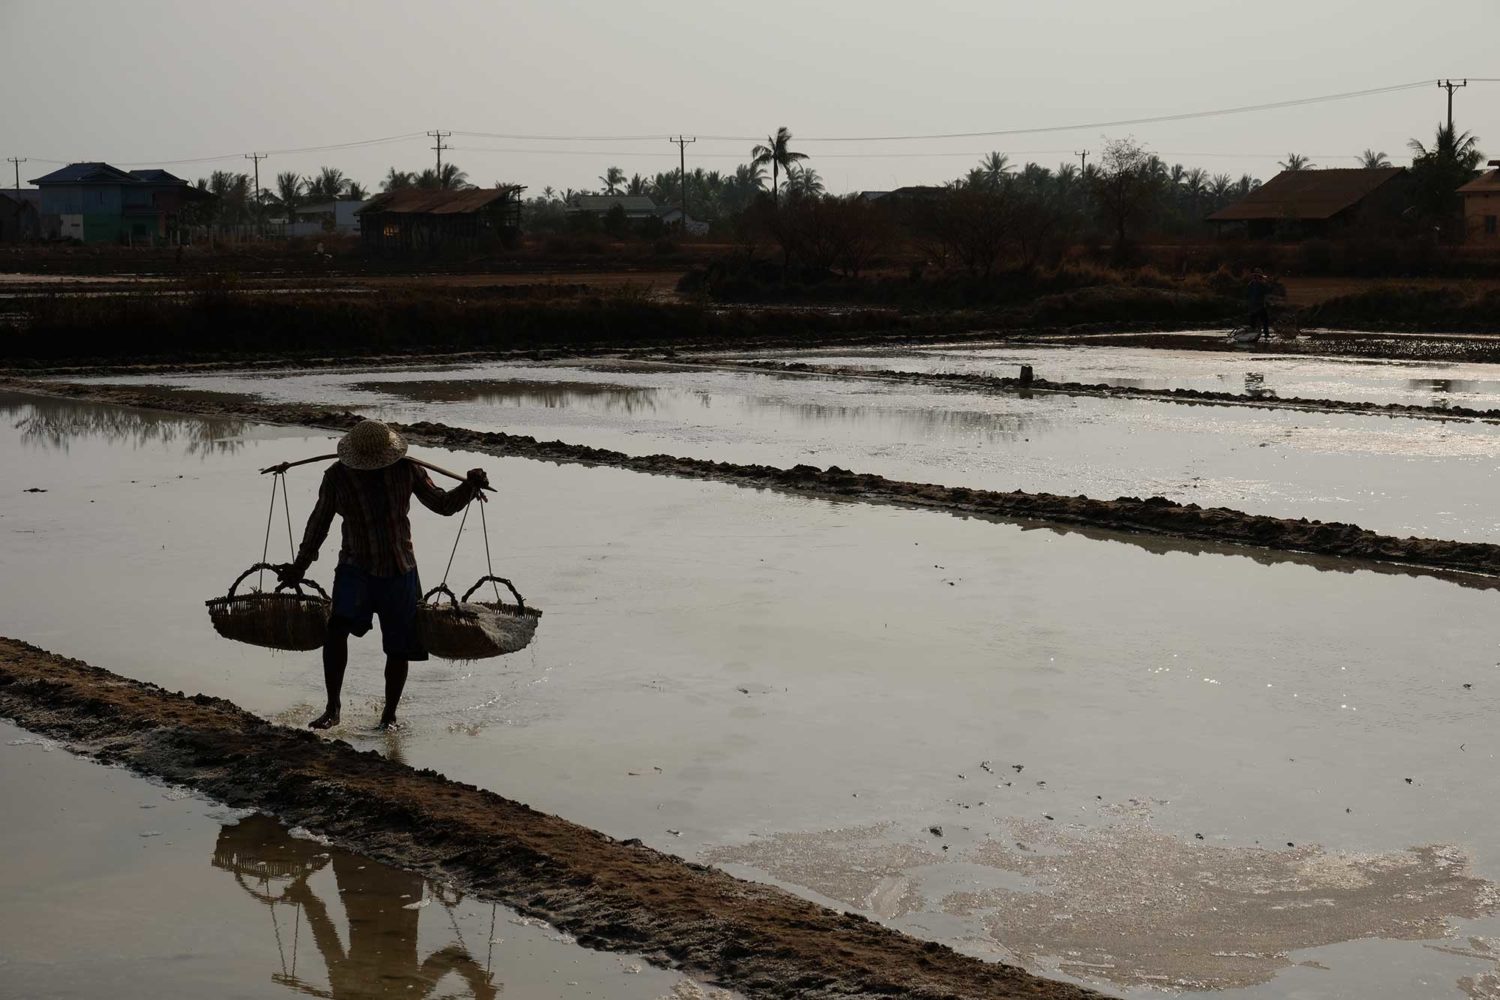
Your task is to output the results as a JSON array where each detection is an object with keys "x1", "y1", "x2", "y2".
[{"x1": 330, "y1": 563, "x2": 427, "y2": 661}]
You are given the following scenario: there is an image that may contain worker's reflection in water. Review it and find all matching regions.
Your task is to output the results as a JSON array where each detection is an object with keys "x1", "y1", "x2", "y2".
[{"x1": 213, "y1": 814, "x2": 498, "y2": 999}]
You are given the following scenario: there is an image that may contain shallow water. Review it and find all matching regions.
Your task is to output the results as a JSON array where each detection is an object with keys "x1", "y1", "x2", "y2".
[
  {"x1": 70, "y1": 360, "x2": 1500, "y2": 540},
  {"x1": 739, "y1": 340, "x2": 1500, "y2": 409},
  {"x1": 0, "y1": 720, "x2": 719, "y2": 1000},
  {"x1": 5, "y1": 391, "x2": 1500, "y2": 996}
]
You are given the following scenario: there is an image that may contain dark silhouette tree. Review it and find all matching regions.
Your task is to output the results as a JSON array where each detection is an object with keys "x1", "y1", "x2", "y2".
[
  {"x1": 1092, "y1": 137, "x2": 1162, "y2": 258},
  {"x1": 1408, "y1": 123, "x2": 1483, "y2": 237},
  {"x1": 274, "y1": 172, "x2": 304, "y2": 218},
  {"x1": 1278, "y1": 153, "x2": 1314, "y2": 172},
  {"x1": 1359, "y1": 149, "x2": 1392, "y2": 168},
  {"x1": 382, "y1": 168, "x2": 414, "y2": 191},
  {"x1": 750, "y1": 126, "x2": 808, "y2": 205},
  {"x1": 599, "y1": 166, "x2": 625, "y2": 195}
]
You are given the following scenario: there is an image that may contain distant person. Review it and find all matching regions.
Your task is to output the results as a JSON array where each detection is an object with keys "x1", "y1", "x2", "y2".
[
  {"x1": 277, "y1": 420, "x2": 489, "y2": 730},
  {"x1": 1247, "y1": 271, "x2": 1272, "y2": 338}
]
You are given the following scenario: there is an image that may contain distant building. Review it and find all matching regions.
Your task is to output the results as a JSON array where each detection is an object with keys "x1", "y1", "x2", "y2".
[
  {"x1": 658, "y1": 207, "x2": 708, "y2": 235},
  {"x1": 1206, "y1": 167, "x2": 1409, "y2": 239},
  {"x1": 357, "y1": 187, "x2": 524, "y2": 252},
  {"x1": 28, "y1": 162, "x2": 209, "y2": 244},
  {"x1": 1457, "y1": 161, "x2": 1500, "y2": 242},
  {"x1": 287, "y1": 199, "x2": 367, "y2": 238},
  {"x1": 0, "y1": 189, "x2": 41, "y2": 242},
  {"x1": 566, "y1": 195, "x2": 660, "y2": 223},
  {"x1": 858, "y1": 185, "x2": 946, "y2": 204}
]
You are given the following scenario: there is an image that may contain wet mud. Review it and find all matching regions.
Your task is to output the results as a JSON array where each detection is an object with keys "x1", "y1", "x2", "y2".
[
  {"x1": 0, "y1": 638, "x2": 1103, "y2": 1000},
  {"x1": 726, "y1": 359, "x2": 1500, "y2": 423},
  {"x1": 15, "y1": 377, "x2": 1500, "y2": 582},
  {"x1": 707, "y1": 817, "x2": 1499, "y2": 993}
]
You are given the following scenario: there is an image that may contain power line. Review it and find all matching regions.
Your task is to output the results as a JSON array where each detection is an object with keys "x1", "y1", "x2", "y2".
[
  {"x1": 449, "y1": 79, "x2": 1438, "y2": 144},
  {"x1": 8, "y1": 78, "x2": 1465, "y2": 176}
]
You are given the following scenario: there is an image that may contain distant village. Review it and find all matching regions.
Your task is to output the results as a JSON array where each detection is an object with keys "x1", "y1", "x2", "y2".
[{"x1": 3, "y1": 124, "x2": 1496, "y2": 260}]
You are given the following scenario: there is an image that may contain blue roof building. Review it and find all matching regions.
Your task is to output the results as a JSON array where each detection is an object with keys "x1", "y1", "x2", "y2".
[{"x1": 28, "y1": 162, "x2": 208, "y2": 243}]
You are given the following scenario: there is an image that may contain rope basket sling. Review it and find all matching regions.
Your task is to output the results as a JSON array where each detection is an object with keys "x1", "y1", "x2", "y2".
[
  {"x1": 418, "y1": 575, "x2": 541, "y2": 661},
  {"x1": 206, "y1": 562, "x2": 331, "y2": 652}
]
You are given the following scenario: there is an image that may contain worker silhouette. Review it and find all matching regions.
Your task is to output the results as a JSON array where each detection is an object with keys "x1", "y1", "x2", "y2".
[{"x1": 213, "y1": 814, "x2": 498, "y2": 999}]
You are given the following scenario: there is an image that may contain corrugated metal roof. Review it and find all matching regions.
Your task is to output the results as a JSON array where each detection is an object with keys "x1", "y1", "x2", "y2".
[
  {"x1": 358, "y1": 187, "x2": 522, "y2": 215},
  {"x1": 1458, "y1": 170, "x2": 1500, "y2": 194},
  {"x1": 1207, "y1": 168, "x2": 1406, "y2": 222}
]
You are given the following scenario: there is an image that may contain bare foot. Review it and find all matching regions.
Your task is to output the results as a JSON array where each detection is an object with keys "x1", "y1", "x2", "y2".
[{"x1": 309, "y1": 708, "x2": 340, "y2": 730}]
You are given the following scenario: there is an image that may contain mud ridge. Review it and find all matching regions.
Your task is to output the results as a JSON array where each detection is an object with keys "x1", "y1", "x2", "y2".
[
  {"x1": 722, "y1": 360, "x2": 1500, "y2": 422},
  {"x1": 0, "y1": 638, "x2": 1103, "y2": 1000},
  {"x1": 14, "y1": 378, "x2": 1500, "y2": 580}
]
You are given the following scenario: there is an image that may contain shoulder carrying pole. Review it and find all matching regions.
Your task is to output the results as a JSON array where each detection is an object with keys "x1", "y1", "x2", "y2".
[{"x1": 259, "y1": 454, "x2": 495, "y2": 493}]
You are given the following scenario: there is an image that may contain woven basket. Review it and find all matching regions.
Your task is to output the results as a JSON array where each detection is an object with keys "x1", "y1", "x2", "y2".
[
  {"x1": 206, "y1": 562, "x2": 331, "y2": 652},
  {"x1": 418, "y1": 576, "x2": 542, "y2": 661}
]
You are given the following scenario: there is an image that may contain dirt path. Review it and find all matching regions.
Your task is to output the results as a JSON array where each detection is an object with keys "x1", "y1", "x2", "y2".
[
  {"x1": 0, "y1": 638, "x2": 1105, "y2": 1000},
  {"x1": 11, "y1": 379, "x2": 1500, "y2": 583}
]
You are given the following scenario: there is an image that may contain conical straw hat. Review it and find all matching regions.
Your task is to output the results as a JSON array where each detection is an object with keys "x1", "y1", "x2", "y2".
[{"x1": 337, "y1": 420, "x2": 408, "y2": 471}]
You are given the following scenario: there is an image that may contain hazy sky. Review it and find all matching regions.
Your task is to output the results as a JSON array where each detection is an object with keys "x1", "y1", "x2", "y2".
[{"x1": 3, "y1": 0, "x2": 1496, "y2": 195}]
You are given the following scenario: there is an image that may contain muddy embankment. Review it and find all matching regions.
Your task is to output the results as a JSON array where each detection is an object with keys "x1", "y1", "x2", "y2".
[
  {"x1": 0, "y1": 638, "x2": 1103, "y2": 1000},
  {"x1": 722, "y1": 360, "x2": 1500, "y2": 422},
  {"x1": 17, "y1": 378, "x2": 1500, "y2": 582}
]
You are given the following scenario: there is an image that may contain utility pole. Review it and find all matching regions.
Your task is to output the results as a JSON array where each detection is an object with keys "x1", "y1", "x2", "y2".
[
  {"x1": 5, "y1": 158, "x2": 22, "y2": 237},
  {"x1": 244, "y1": 152, "x2": 266, "y2": 232},
  {"x1": 669, "y1": 135, "x2": 696, "y2": 229},
  {"x1": 427, "y1": 130, "x2": 451, "y2": 184},
  {"x1": 1438, "y1": 79, "x2": 1468, "y2": 133},
  {"x1": 1075, "y1": 150, "x2": 1088, "y2": 174}
]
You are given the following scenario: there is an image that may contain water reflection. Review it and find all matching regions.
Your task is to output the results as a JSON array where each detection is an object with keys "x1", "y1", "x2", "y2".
[
  {"x1": 760, "y1": 397, "x2": 1052, "y2": 442},
  {"x1": 354, "y1": 378, "x2": 666, "y2": 415},
  {"x1": 212, "y1": 814, "x2": 498, "y2": 999},
  {"x1": 1, "y1": 393, "x2": 245, "y2": 455}
]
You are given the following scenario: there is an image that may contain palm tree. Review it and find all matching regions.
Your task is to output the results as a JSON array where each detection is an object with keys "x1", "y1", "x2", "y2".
[
  {"x1": 750, "y1": 126, "x2": 808, "y2": 205},
  {"x1": 980, "y1": 151, "x2": 1012, "y2": 187},
  {"x1": 626, "y1": 174, "x2": 647, "y2": 197},
  {"x1": 274, "y1": 172, "x2": 303, "y2": 219},
  {"x1": 1408, "y1": 123, "x2": 1484, "y2": 232},
  {"x1": 382, "y1": 167, "x2": 414, "y2": 192},
  {"x1": 541, "y1": 185, "x2": 557, "y2": 202},
  {"x1": 1278, "y1": 153, "x2": 1314, "y2": 172},
  {"x1": 598, "y1": 166, "x2": 626, "y2": 195},
  {"x1": 306, "y1": 167, "x2": 348, "y2": 201},
  {"x1": 437, "y1": 162, "x2": 469, "y2": 190},
  {"x1": 1359, "y1": 149, "x2": 1392, "y2": 169},
  {"x1": 734, "y1": 161, "x2": 767, "y2": 192},
  {"x1": 784, "y1": 164, "x2": 824, "y2": 198},
  {"x1": 345, "y1": 181, "x2": 368, "y2": 201},
  {"x1": 1407, "y1": 124, "x2": 1482, "y2": 169}
]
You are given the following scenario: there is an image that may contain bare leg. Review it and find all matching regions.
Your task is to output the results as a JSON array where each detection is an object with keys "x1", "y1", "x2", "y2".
[
  {"x1": 378, "y1": 656, "x2": 409, "y2": 729},
  {"x1": 310, "y1": 619, "x2": 350, "y2": 730}
]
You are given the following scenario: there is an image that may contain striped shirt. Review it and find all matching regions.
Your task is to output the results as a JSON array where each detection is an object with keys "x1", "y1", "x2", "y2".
[{"x1": 293, "y1": 459, "x2": 477, "y2": 578}]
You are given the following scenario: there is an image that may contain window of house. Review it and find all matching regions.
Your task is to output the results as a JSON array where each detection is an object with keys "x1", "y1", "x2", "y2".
[
  {"x1": 383, "y1": 224, "x2": 400, "y2": 238},
  {"x1": 1487, "y1": 215, "x2": 1497, "y2": 235}
]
